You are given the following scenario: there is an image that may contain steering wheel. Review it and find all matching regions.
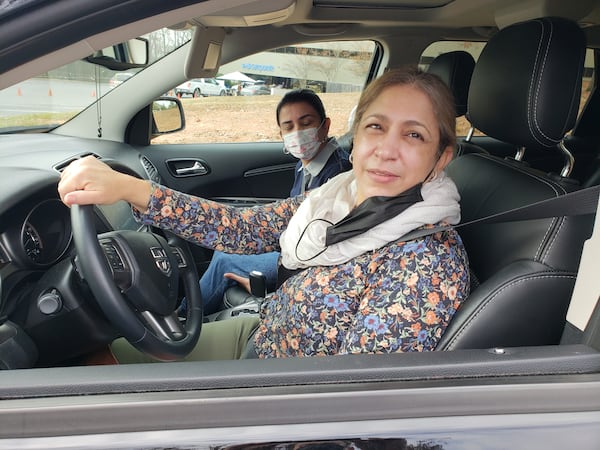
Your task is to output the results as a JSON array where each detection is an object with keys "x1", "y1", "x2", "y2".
[{"x1": 71, "y1": 204, "x2": 203, "y2": 361}]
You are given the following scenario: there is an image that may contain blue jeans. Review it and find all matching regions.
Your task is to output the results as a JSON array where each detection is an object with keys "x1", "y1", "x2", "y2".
[{"x1": 200, "y1": 251, "x2": 279, "y2": 314}]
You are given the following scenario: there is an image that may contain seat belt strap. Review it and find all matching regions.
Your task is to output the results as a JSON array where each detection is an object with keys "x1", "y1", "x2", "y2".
[{"x1": 399, "y1": 184, "x2": 600, "y2": 242}]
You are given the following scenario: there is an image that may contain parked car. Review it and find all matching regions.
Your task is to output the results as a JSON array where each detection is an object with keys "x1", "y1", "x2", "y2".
[
  {"x1": 174, "y1": 77, "x2": 229, "y2": 97},
  {"x1": 0, "y1": 0, "x2": 599, "y2": 449},
  {"x1": 239, "y1": 80, "x2": 271, "y2": 95}
]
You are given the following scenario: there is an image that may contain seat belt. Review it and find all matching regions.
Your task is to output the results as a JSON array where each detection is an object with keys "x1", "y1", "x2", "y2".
[
  {"x1": 398, "y1": 184, "x2": 600, "y2": 242},
  {"x1": 277, "y1": 185, "x2": 599, "y2": 289},
  {"x1": 397, "y1": 183, "x2": 600, "y2": 349}
]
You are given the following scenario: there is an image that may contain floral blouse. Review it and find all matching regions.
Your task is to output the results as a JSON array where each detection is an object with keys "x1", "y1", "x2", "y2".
[{"x1": 134, "y1": 184, "x2": 470, "y2": 358}]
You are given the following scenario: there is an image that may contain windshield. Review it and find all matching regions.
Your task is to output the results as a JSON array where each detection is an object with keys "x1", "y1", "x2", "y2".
[{"x1": 0, "y1": 27, "x2": 192, "y2": 133}]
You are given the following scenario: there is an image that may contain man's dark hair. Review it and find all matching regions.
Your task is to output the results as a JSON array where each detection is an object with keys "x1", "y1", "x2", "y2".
[{"x1": 276, "y1": 89, "x2": 326, "y2": 125}]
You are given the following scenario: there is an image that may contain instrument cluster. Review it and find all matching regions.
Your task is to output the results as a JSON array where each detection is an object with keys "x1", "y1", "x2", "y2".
[{"x1": 18, "y1": 199, "x2": 72, "y2": 267}]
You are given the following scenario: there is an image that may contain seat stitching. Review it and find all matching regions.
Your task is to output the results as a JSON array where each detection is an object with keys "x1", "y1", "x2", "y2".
[
  {"x1": 475, "y1": 154, "x2": 565, "y2": 260},
  {"x1": 526, "y1": 19, "x2": 546, "y2": 146},
  {"x1": 445, "y1": 273, "x2": 576, "y2": 350},
  {"x1": 479, "y1": 153, "x2": 563, "y2": 194},
  {"x1": 539, "y1": 215, "x2": 566, "y2": 262},
  {"x1": 527, "y1": 21, "x2": 557, "y2": 144},
  {"x1": 534, "y1": 216, "x2": 558, "y2": 261},
  {"x1": 476, "y1": 154, "x2": 568, "y2": 260}
]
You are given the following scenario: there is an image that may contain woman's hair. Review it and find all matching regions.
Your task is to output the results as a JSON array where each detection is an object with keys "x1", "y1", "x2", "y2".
[
  {"x1": 276, "y1": 89, "x2": 327, "y2": 125},
  {"x1": 351, "y1": 67, "x2": 456, "y2": 156}
]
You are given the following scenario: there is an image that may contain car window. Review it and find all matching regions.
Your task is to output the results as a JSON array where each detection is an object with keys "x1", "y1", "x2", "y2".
[
  {"x1": 0, "y1": 27, "x2": 192, "y2": 133},
  {"x1": 156, "y1": 40, "x2": 378, "y2": 145},
  {"x1": 419, "y1": 41, "x2": 596, "y2": 138}
]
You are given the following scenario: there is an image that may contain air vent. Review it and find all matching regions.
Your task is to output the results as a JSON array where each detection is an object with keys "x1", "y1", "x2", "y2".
[
  {"x1": 140, "y1": 155, "x2": 161, "y2": 183},
  {"x1": 0, "y1": 243, "x2": 10, "y2": 265},
  {"x1": 53, "y1": 152, "x2": 101, "y2": 173}
]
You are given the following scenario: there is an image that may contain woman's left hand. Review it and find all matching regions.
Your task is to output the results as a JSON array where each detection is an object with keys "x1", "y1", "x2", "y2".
[{"x1": 224, "y1": 272, "x2": 251, "y2": 294}]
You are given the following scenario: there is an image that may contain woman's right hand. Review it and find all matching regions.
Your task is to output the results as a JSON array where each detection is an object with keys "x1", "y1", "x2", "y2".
[{"x1": 58, "y1": 155, "x2": 151, "y2": 211}]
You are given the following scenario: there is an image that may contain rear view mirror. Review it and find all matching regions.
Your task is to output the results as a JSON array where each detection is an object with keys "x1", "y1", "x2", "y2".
[
  {"x1": 152, "y1": 97, "x2": 185, "y2": 136},
  {"x1": 85, "y1": 37, "x2": 149, "y2": 71}
]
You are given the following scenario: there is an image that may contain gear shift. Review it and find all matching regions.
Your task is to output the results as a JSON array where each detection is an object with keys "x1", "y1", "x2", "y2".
[{"x1": 249, "y1": 270, "x2": 267, "y2": 298}]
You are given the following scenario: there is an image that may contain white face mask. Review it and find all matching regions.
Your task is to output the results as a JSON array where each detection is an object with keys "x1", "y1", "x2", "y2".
[{"x1": 283, "y1": 124, "x2": 324, "y2": 160}]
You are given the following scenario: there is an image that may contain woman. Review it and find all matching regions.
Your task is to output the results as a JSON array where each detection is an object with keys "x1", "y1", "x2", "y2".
[
  {"x1": 201, "y1": 88, "x2": 351, "y2": 313},
  {"x1": 58, "y1": 67, "x2": 469, "y2": 362}
]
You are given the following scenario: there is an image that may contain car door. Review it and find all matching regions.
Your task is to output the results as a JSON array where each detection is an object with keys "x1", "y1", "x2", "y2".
[{"x1": 138, "y1": 141, "x2": 298, "y2": 203}]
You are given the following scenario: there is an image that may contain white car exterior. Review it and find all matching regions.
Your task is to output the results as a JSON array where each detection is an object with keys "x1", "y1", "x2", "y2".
[{"x1": 175, "y1": 78, "x2": 228, "y2": 97}]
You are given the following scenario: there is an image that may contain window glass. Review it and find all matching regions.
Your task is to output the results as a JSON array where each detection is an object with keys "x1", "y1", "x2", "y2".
[
  {"x1": 155, "y1": 40, "x2": 377, "y2": 144},
  {"x1": 580, "y1": 48, "x2": 595, "y2": 115},
  {"x1": 0, "y1": 28, "x2": 192, "y2": 132}
]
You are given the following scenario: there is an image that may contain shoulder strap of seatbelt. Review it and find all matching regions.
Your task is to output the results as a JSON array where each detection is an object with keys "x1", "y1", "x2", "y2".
[{"x1": 399, "y1": 184, "x2": 600, "y2": 242}]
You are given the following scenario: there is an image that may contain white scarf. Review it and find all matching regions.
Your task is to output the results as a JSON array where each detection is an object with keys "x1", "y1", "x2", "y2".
[{"x1": 279, "y1": 171, "x2": 460, "y2": 269}]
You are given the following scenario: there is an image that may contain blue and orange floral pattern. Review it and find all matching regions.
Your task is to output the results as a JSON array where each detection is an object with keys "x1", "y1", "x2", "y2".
[{"x1": 135, "y1": 184, "x2": 470, "y2": 358}]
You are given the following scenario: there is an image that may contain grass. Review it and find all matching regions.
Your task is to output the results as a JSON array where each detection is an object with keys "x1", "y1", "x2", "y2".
[{"x1": 0, "y1": 112, "x2": 76, "y2": 128}]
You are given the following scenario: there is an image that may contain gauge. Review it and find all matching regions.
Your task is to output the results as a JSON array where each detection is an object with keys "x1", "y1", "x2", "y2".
[
  {"x1": 22, "y1": 222, "x2": 43, "y2": 262},
  {"x1": 19, "y1": 199, "x2": 72, "y2": 266}
]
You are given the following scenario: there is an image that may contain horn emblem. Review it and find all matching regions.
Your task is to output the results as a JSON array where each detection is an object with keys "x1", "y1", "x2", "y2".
[{"x1": 150, "y1": 247, "x2": 172, "y2": 276}]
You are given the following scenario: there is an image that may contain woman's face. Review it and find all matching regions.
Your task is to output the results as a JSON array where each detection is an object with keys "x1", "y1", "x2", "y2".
[
  {"x1": 278, "y1": 102, "x2": 329, "y2": 139},
  {"x1": 351, "y1": 84, "x2": 452, "y2": 205}
]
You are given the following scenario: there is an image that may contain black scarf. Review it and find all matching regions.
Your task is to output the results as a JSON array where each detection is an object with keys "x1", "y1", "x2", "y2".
[{"x1": 325, "y1": 183, "x2": 424, "y2": 246}]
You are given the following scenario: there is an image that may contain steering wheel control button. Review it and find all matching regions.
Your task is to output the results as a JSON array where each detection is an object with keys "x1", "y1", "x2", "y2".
[
  {"x1": 101, "y1": 241, "x2": 126, "y2": 271},
  {"x1": 170, "y1": 247, "x2": 187, "y2": 268}
]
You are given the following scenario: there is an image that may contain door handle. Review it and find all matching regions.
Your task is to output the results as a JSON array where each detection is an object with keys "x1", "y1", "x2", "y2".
[
  {"x1": 167, "y1": 159, "x2": 210, "y2": 177},
  {"x1": 175, "y1": 161, "x2": 207, "y2": 175}
]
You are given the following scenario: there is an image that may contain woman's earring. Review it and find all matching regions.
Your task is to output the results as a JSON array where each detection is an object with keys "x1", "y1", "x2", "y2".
[{"x1": 349, "y1": 154, "x2": 353, "y2": 164}]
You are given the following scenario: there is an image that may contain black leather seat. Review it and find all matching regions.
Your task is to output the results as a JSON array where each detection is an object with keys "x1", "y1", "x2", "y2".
[
  {"x1": 437, "y1": 17, "x2": 593, "y2": 350},
  {"x1": 426, "y1": 50, "x2": 474, "y2": 117},
  {"x1": 425, "y1": 50, "x2": 490, "y2": 159}
]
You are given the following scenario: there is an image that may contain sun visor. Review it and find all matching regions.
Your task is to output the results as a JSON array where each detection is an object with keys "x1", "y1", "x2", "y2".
[
  {"x1": 196, "y1": 0, "x2": 295, "y2": 27},
  {"x1": 184, "y1": 27, "x2": 225, "y2": 79}
]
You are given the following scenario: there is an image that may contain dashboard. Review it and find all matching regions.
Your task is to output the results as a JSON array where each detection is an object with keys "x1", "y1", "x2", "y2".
[
  {"x1": 0, "y1": 133, "x2": 158, "y2": 367},
  {"x1": 0, "y1": 135, "x2": 152, "y2": 271}
]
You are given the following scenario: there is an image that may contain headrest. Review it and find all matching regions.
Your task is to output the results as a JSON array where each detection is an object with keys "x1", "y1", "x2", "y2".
[
  {"x1": 427, "y1": 50, "x2": 475, "y2": 117},
  {"x1": 467, "y1": 17, "x2": 586, "y2": 148}
]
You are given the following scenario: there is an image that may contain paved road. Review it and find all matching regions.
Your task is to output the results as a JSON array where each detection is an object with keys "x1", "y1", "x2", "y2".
[{"x1": 0, "y1": 78, "x2": 112, "y2": 117}]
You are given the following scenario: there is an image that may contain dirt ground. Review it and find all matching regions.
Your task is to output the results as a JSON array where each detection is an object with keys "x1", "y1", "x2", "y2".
[
  {"x1": 154, "y1": 92, "x2": 473, "y2": 145},
  {"x1": 154, "y1": 92, "x2": 360, "y2": 144}
]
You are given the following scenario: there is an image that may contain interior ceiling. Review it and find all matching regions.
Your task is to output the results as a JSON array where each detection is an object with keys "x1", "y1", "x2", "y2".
[
  {"x1": 195, "y1": 0, "x2": 600, "y2": 44},
  {"x1": 311, "y1": 0, "x2": 455, "y2": 7}
]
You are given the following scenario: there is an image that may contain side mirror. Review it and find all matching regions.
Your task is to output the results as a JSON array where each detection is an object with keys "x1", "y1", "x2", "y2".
[
  {"x1": 85, "y1": 37, "x2": 149, "y2": 71},
  {"x1": 151, "y1": 97, "x2": 185, "y2": 136}
]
